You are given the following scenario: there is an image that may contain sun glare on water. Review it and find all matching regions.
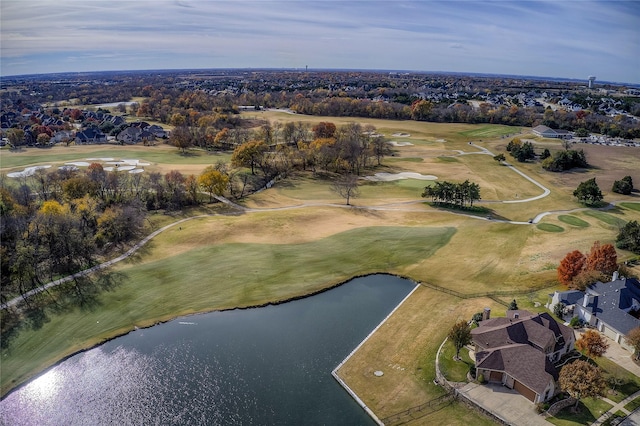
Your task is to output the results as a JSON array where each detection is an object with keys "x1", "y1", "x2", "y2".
[{"x1": 24, "y1": 369, "x2": 61, "y2": 403}]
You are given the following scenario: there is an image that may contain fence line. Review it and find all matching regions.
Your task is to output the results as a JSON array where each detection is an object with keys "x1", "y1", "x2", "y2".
[
  {"x1": 417, "y1": 281, "x2": 555, "y2": 301},
  {"x1": 380, "y1": 393, "x2": 456, "y2": 425}
]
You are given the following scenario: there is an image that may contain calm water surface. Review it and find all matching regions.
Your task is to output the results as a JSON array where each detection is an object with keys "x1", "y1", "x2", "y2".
[{"x1": 1, "y1": 274, "x2": 415, "y2": 425}]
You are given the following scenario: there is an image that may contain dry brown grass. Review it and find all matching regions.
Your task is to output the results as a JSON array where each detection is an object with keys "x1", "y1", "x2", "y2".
[{"x1": 337, "y1": 288, "x2": 504, "y2": 424}]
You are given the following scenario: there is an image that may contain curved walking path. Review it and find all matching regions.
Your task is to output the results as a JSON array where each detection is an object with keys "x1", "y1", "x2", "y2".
[
  {"x1": 466, "y1": 142, "x2": 552, "y2": 205},
  {"x1": 3, "y1": 150, "x2": 632, "y2": 310}
]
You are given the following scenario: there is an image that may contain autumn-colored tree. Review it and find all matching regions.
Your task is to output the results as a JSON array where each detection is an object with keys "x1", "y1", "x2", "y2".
[
  {"x1": 169, "y1": 113, "x2": 186, "y2": 127},
  {"x1": 214, "y1": 128, "x2": 230, "y2": 148},
  {"x1": 231, "y1": 140, "x2": 268, "y2": 175},
  {"x1": 585, "y1": 241, "x2": 617, "y2": 276},
  {"x1": 312, "y1": 121, "x2": 337, "y2": 139},
  {"x1": 557, "y1": 250, "x2": 586, "y2": 286},
  {"x1": 39, "y1": 200, "x2": 65, "y2": 216},
  {"x1": 571, "y1": 269, "x2": 606, "y2": 291},
  {"x1": 198, "y1": 166, "x2": 229, "y2": 202},
  {"x1": 625, "y1": 327, "x2": 640, "y2": 361},
  {"x1": 576, "y1": 329, "x2": 609, "y2": 361},
  {"x1": 410, "y1": 99, "x2": 433, "y2": 120},
  {"x1": 170, "y1": 125, "x2": 193, "y2": 154},
  {"x1": 559, "y1": 360, "x2": 606, "y2": 409},
  {"x1": 448, "y1": 320, "x2": 472, "y2": 360}
]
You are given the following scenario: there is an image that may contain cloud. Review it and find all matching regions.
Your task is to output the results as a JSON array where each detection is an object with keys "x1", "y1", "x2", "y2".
[{"x1": 1, "y1": 0, "x2": 638, "y2": 83}]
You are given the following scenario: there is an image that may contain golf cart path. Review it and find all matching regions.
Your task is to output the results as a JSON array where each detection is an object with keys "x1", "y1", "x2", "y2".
[{"x1": 1, "y1": 150, "x2": 626, "y2": 309}]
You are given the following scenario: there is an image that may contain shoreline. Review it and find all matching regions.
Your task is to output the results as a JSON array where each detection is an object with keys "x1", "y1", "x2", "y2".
[
  {"x1": 1, "y1": 271, "x2": 416, "y2": 400},
  {"x1": 332, "y1": 282, "x2": 420, "y2": 425}
]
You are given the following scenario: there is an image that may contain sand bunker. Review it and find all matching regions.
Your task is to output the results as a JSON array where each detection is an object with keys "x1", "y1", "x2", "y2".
[
  {"x1": 435, "y1": 139, "x2": 446, "y2": 142},
  {"x1": 86, "y1": 158, "x2": 114, "y2": 161},
  {"x1": 65, "y1": 162, "x2": 91, "y2": 167},
  {"x1": 364, "y1": 172, "x2": 437, "y2": 182},
  {"x1": 7, "y1": 165, "x2": 52, "y2": 178},
  {"x1": 391, "y1": 133, "x2": 411, "y2": 137},
  {"x1": 389, "y1": 141, "x2": 413, "y2": 147}
]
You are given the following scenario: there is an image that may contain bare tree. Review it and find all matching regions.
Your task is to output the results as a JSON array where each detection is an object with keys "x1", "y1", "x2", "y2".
[{"x1": 332, "y1": 174, "x2": 360, "y2": 205}]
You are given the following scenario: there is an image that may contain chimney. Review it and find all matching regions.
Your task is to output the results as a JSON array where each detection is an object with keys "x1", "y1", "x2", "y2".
[
  {"x1": 612, "y1": 271, "x2": 619, "y2": 281},
  {"x1": 483, "y1": 307, "x2": 491, "y2": 320},
  {"x1": 583, "y1": 294, "x2": 589, "y2": 307}
]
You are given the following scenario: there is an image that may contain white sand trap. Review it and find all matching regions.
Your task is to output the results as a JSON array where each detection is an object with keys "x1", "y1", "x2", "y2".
[
  {"x1": 364, "y1": 172, "x2": 437, "y2": 181},
  {"x1": 58, "y1": 165, "x2": 78, "y2": 172},
  {"x1": 137, "y1": 162, "x2": 150, "y2": 166},
  {"x1": 389, "y1": 141, "x2": 414, "y2": 147},
  {"x1": 7, "y1": 165, "x2": 52, "y2": 178},
  {"x1": 65, "y1": 161, "x2": 91, "y2": 167},
  {"x1": 435, "y1": 139, "x2": 446, "y2": 142},
  {"x1": 103, "y1": 167, "x2": 115, "y2": 171},
  {"x1": 392, "y1": 133, "x2": 411, "y2": 137},
  {"x1": 129, "y1": 168, "x2": 144, "y2": 174},
  {"x1": 86, "y1": 158, "x2": 114, "y2": 161},
  {"x1": 116, "y1": 165, "x2": 136, "y2": 171}
]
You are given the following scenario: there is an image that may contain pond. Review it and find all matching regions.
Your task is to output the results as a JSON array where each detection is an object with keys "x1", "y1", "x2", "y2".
[{"x1": 1, "y1": 274, "x2": 416, "y2": 425}]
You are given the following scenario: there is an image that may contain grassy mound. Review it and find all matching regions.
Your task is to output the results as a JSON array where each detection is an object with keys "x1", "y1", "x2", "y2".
[
  {"x1": 537, "y1": 223, "x2": 564, "y2": 233},
  {"x1": 558, "y1": 215, "x2": 590, "y2": 227}
]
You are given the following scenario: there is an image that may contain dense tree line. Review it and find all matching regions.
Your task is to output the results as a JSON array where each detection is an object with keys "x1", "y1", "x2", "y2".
[
  {"x1": 421, "y1": 180, "x2": 481, "y2": 209},
  {"x1": 4, "y1": 70, "x2": 639, "y2": 143},
  {"x1": 0, "y1": 162, "x2": 236, "y2": 306}
]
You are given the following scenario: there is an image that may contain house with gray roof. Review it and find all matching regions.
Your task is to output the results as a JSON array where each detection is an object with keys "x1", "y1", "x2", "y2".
[
  {"x1": 547, "y1": 289, "x2": 585, "y2": 318},
  {"x1": 471, "y1": 310, "x2": 574, "y2": 403},
  {"x1": 574, "y1": 276, "x2": 640, "y2": 351},
  {"x1": 532, "y1": 125, "x2": 571, "y2": 139}
]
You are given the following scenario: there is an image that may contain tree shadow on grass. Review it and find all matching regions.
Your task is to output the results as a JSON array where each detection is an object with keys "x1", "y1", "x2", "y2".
[
  {"x1": 551, "y1": 400, "x2": 599, "y2": 425},
  {"x1": 60, "y1": 271, "x2": 127, "y2": 312},
  {"x1": 1, "y1": 271, "x2": 127, "y2": 351}
]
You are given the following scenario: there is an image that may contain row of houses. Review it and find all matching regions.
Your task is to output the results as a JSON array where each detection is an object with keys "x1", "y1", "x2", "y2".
[{"x1": 469, "y1": 275, "x2": 640, "y2": 405}]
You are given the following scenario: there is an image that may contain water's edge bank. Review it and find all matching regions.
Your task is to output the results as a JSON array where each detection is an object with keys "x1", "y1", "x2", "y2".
[
  {"x1": 332, "y1": 283, "x2": 420, "y2": 425},
  {"x1": 2, "y1": 272, "x2": 418, "y2": 400}
]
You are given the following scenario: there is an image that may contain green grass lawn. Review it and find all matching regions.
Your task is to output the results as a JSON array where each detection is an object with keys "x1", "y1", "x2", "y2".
[
  {"x1": 0, "y1": 145, "x2": 231, "y2": 169},
  {"x1": 620, "y1": 202, "x2": 640, "y2": 212},
  {"x1": 547, "y1": 398, "x2": 613, "y2": 426},
  {"x1": 537, "y1": 223, "x2": 565, "y2": 232},
  {"x1": 458, "y1": 125, "x2": 522, "y2": 139},
  {"x1": 583, "y1": 210, "x2": 627, "y2": 228},
  {"x1": 625, "y1": 396, "x2": 640, "y2": 412},
  {"x1": 439, "y1": 340, "x2": 474, "y2": 382},
  {"x1": 593, "y1": 357, "x2": 640, "y2": 403},
  {"x1": 558, "y1": 215, "x2": 590, "y2": 227},
  {"x1": 1, "y1": 224, "x2": 455, "y2": 396}
]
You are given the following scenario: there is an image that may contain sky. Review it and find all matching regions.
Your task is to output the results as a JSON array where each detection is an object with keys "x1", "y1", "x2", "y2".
[{"x1": 1, "y1": 0, "x2": 639, "y2": 83}]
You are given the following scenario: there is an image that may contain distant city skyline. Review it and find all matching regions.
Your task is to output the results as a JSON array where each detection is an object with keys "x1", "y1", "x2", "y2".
[{"x1": 2, "y1": 0, "x2": 639, "y2": 84}]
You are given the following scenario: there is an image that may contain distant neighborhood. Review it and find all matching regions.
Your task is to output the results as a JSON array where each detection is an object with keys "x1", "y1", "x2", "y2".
[
  {"x1": 1, "y1": 69, "x2": 639, "y2": 149},
  {"x1": 1, "y1": 107, "x2": 168, "y2": 148}
]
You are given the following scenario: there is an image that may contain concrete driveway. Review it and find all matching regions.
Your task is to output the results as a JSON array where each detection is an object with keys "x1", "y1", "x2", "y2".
[
  {"x1": 457, "y1": 382, "x2": 550, "y2": 426},
  {"x1": 576, "y1": 330, "x2": 640, "y2": 377}
]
